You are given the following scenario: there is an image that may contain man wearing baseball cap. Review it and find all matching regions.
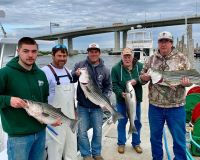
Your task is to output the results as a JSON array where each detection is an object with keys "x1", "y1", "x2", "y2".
[
  {"x1": 140, "y1": 31, "x2": 191, "y2": 160},
  {"x1": 158, "y1": 31, "x2": 173, "y2": 42},
  {"x1": 72, "y1": 43, "x2": 112, "y2": 160},
  {"x1": 87, "y1": 43, "x2": 100, "y2": 52},
  {"x1": 111, "y1": 47, "x2": 144, "y2": 154}
]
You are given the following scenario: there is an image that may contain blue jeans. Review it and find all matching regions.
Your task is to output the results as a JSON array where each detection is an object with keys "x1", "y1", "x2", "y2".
[
  {"x1": 117, "y1": 102, "x2": 142, "y2": 147},
  {"x1": 7, "y1": 129, "x2": 46, "y2": 160},
  {"x1": 148, "y1": 104, "x2": 187, "y2": 160},
  {"x1": 77, "y1": 105, "x2": 103, "y2": 158}
]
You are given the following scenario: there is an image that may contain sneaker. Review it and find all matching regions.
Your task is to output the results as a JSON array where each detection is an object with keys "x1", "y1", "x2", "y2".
[
  {"x1": 118, "y1": 145, "x2": 125, "y2": 154},
  {"x1": 83, "y1": 156, "x2": 94, "y2": 160},
  {"x1": 93, "y1": 155, "x2": 104, "y2": 160},
  {"x1": 133, "y1": 145, "x2": 143, "y2": 154}
]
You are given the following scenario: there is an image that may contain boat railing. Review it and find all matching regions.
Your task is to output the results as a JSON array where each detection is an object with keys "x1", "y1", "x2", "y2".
[{"x1": 126, "y1": 39, "x2": 153, "y2": 43}]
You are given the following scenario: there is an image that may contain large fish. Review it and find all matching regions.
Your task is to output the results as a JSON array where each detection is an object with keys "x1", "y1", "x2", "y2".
[
  {"x1": 24, "y1": 100, "x2": 78, "y2": 133},
  {"x1": 79, "y1": 68, "x2": 123, "y2": 123},
  {"x1": 125, "y1": 81, "x2": 137, "y2": 134},
  {"x1": 148, "y1": 68, "x2": 200, "y2": 86}
]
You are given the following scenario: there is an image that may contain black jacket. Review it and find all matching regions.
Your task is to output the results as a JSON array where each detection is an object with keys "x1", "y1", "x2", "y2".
[{"x1": 72, "y1": 57, "x2": 112, "y2": 108}]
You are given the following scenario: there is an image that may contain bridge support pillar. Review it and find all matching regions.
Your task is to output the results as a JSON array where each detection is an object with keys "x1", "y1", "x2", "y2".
[
  {"x1": 123, "y1": 31, "x2": 127, "y2": 48},
  {"x1": 187, "y1": 24, "x2": 194, "y2": 68},
  {"x1": 114, "y1": 31, "x2": 120, "y2": 51},
  {"x1": 68, "y1": 37, "x2": 73, "y2": 53},
  {"x1": 57, "y1": 38, "x2": 63, "y2": 44}
]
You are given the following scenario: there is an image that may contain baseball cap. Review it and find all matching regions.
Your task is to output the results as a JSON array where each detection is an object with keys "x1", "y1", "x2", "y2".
[
  {"x1": 87, "y1": 43, "x2": 100, "y2": 51},
  {"x1": 121, "y1": 48, "x2": 133, "y2": 56},
  {"x1": 158, "y1": 31, "x2": 173, "y2": 41}
]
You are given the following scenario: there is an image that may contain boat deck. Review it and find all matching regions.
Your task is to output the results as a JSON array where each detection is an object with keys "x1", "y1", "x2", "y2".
[
  {"x1": 1, "y1": 85, "x2": 200, "y2": 160},
  {"x1": 78, "y1": 85, "x2": 200, "y2": 160}
]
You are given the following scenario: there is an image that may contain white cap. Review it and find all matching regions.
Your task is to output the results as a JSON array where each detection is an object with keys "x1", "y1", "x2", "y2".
[
  {"x1": 158, "y1": 31, "x2": 173, "y2": 41},
  {"x1": 87, "y1": 43, "x2": 100, "y2": 51},
  {"x1": 121, "y1": 48, "x2": 133, "y2": 56}
]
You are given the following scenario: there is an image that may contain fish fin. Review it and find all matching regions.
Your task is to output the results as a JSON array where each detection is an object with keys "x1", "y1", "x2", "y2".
[
  {"x1": 42, "y1": 112, "x2": 50, "y2": 117},
  {"x1": 85, "y1": 86, "x2": 91, "y2": 93},
  {"x1": 112, "y1": 111, "x2": 124, "y2": 124},
  {"x1": 35, "y1": 117, "x2": 45, "y2": 124},
  {"x1": 69, "y1": 119, "x2": 80, "y2": 133},
  {"x1": 101, "y1": 105, "x2": 107, "y2": 110},
  {"x1": 158, "y1": 78, "x2": 164, "y2": 83},
  {"x1": 128, "y1": 125, "x2": 137, "y2": 134},
  {"x1": 54, "y1": 108, "x2": 62, "y2": 113}
]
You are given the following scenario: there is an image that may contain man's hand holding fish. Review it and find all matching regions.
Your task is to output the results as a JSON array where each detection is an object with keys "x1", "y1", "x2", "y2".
[
  {"x1": 180, "y1": 76, "x2": 192, "y2": 87},
  {"x1": 10, "y1": 97, "x2": 27, "y2": 108}
]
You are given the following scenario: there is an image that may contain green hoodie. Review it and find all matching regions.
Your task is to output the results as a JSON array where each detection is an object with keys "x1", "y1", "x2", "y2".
[
  {"x1": 0, "y1": 56, "x2": 49, "y2": 136},
  {"x1": 111, "y1": 60, "x2": 143, "y2": 104}
]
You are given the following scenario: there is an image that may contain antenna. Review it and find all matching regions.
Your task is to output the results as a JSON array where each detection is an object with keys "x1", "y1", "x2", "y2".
[
  {"x1": 0, "y1": 23, "x2": 7, "y2": 38},
  {"x1": 0, "y1": 10, "x2": 6, "y2": 38}
]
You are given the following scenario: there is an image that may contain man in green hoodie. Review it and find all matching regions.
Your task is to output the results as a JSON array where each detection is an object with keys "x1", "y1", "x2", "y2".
[
  {"x1": 0, "y1": 37, "x2": 49, "y2": 160},
  {"x1": 111, "y1": 48, "x2": 143, "y2": 154}
]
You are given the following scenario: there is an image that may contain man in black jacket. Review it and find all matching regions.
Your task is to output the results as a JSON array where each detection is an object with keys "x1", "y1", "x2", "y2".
[{"x1": 72, "y1": 43, "x2": 112, "y2": 160}]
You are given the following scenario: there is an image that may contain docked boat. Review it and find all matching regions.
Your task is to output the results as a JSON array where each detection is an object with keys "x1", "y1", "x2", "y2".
[
  {"x1": 126, "y1": 27, "x2": 154, "y2": 62},
  {"x1": 108, "y1": 50, "x2": 121, "y2": 55},
  {"x1": 0, "y1": 38, "x2": 18, "y2": 159},
  {"x1": 0, "y1": 38, "x2": 18, "y2": 68}
]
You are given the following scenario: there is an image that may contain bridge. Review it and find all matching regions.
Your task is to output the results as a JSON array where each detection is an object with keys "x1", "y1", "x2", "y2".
[{"x1": 34, "y1": 15, "x2": 200, "y2": 52}]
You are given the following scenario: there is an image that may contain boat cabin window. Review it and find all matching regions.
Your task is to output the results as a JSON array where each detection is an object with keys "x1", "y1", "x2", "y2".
[
  {"x1": 127, "y1": 31, "x2": 152, "y2": 41},
  {"x1": 133, "y1": 48, "x2": 141, "y2": 60},
  {"x1": 0, "y1": 43, "x2": 17, "y2": 68},
  {"x1": 143, "y1": 48, "x2": 150, "y2": 56}
]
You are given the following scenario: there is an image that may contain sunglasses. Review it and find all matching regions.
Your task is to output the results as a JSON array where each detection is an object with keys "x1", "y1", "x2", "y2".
[{"x1": 53, "y1": 44, "x2": 67, "y2": 49}]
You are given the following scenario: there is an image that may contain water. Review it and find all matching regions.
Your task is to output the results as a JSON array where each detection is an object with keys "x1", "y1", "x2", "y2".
[
  {"x1": 37, "y1": 53, "x2": 200, "y2": 72},
  {"x1": 2, "y1": 53, "x2": 200, "y2": 71}
]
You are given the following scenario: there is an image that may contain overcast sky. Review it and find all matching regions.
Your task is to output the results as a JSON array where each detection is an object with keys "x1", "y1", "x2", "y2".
[{"x1": 0, "y1": 0, "x2": 200, "y2": 50}]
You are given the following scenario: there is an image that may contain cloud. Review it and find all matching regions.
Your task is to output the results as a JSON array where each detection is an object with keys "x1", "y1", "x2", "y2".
[{"x1": 0, "y1": 0, "x2": 200, "y2": 50}]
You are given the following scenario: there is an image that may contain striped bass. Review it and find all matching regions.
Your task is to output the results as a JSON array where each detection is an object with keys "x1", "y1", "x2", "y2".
[
  {"x1": 79, "y1": 68, "x2": 123, "y2": 123},
  {"x1": 125, "y1": 81, "x2": 137, "y2": 134},
  {"x1": 148, "y1": 68, "x2": 200, "y2": 86},
  {"x1": 24, "y1": 100, "x2": 78, "y2": 133}
]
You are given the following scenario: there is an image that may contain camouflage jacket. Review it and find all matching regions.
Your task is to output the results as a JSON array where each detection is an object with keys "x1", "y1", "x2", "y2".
[{"x1": 141, "y1": 48, "x2": 191, "y2": 108}]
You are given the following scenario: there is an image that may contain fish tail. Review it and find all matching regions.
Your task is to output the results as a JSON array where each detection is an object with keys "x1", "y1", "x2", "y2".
[
  {"x1": 112, "y1": 111, "x2": 124, "y2": 124},
  {"x1": 70, "y1": 119, "x2": 79, "y2": 133},
  {"x1": 129, "y1": 125, "x2": 137, "y2": 134},
  {"x1": 128, "y1": 126, "x2": 133, "y2": 135},
  {"x1": 128, "y1": 125, "x2": 138, "y2": 134}
]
